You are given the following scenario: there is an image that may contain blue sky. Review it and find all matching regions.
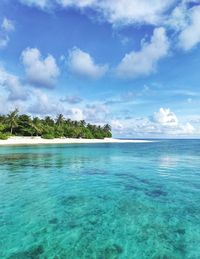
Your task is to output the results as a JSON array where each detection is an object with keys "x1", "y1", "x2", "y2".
[{"x1": 0, "y1": 0, "x2": 200, "y2": 137}]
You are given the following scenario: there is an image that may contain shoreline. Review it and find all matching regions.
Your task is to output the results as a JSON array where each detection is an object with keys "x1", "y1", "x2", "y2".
[{"x1": 0, "y1": 136, "x2": 152, "y2": 146}]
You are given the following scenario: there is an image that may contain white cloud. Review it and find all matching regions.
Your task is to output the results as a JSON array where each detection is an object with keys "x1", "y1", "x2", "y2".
[
  {"x1": 179, "y1": 122, "x2": 194, "y2": 134},
  {"x1": 21, "y1": 48, "x2": 60, "y2": 88},
  {"x1": 0, "y1": 35, "x2": 9, "y2": 49},
  {"x1": 116, "y1": 27, "x2": 169, "y2": 78},
  {"x1": 0, "y1": 67, "x2": 28, "y2": 101},
  {"x1": 65, "y1": 108, "x2": 84, "y2": 121},
  {"x1": 1, "y1": 18, "x2": 15, "y2": 32},
  {"x1": 189, "y1": 115, "x2": 200, "y2": 124},
  {"x1": 94, "y1": 0, "x2": 175, "y2": 26},
  {"x1": 84, "y1": 103, "x2": 108, "y2": 122},
  {"x1": 56, "y1": 0, "x2": 175, "y2": 26},
  {"x1": 28, "y1": 89, "x2": 59, "y2": 115},
  {"x1": 28, "y1": 90, "x2": 84, "y2": 120},
  {"x1": 154, "y1": 107, "x2": 178, "y2": 126},
  {"x1": 111, "y1": 119, "x2": 124, "y2": 130},
  {"x1": 18, "y1": 0, "x2": 200, "y2": 56},
  {"x1": 169, "y1": 4, "x2": 200, "y2": 50},
  {"x1": 0, "y1": 17, "x2": 15, "y2": 49},
  {"x1": 167, "y1": 4, "x2": 188, "y2": 31},
  {"x1": 20, "y1": 0, "x2": 176, "y2": 26},
  {"x1": 68, "y1": 48, "x2": 108, "y2": 79},
  {"x1": 178, "y1": 6, "x2": 200, "y2": 50},
  {"x1": 111, "y1": 108, "x2": 198, "y2": 137}
]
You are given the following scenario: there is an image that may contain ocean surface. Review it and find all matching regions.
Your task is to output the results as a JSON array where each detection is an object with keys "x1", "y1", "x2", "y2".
[{"x1": 0, "y1": 140, "x2": 199, "y2": 259}]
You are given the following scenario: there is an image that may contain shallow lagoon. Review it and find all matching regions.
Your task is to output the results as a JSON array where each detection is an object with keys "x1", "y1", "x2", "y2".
[{"x1": 0, "y1": 140, "x2": 200, "y2": 258}]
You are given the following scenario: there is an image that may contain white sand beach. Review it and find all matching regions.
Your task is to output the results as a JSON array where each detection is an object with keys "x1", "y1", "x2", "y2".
[{"x1": 0, "y1": 136, "x2": 151, "y2": 146}]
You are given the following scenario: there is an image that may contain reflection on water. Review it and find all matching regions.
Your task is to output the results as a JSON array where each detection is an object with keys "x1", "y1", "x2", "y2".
[
  {"x1": 0, "y1": 141, "x2": 200, "y2": 258},
  {"x1": 159, "y1": 155, "x2": 179, "y2": 168}
]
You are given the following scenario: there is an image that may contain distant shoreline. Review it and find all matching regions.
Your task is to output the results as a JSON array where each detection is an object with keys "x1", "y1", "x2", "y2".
[{"x1": 0, "y1": 136, "x2": 152, "y2": 146}]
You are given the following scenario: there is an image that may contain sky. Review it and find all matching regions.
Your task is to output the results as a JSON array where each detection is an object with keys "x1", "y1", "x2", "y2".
[{"x1": 0, "y1": 0, "x2": 200, "y2": 138}]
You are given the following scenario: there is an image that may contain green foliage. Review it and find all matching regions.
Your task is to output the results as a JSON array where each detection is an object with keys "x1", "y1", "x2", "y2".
[
  {"x1": 41, "y1": 133, "x2": 55, "y2": 139},
  {"x1": 0, "y1": 133, "x2": 9, "y2": 140},
  {"x1": 6, "y1": 108, "x2": 19, "y2": 134},
  {"x1": 0, "y1": 110, "x2": 112, "y2": 139},
  {"x1": 54, "y1": 126, "x2": 64, "y2": 138},
  {"x1": 0, "y1": 123, "x2": 6, "y2": 132}
]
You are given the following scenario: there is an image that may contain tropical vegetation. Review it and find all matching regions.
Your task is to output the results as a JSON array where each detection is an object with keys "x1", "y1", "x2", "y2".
[{"x1": 0, "y1": 109, "x2": 112, "y2": 140}]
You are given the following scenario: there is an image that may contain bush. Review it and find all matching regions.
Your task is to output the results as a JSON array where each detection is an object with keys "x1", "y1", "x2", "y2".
[
  {"x1": 0, "y1": 123, "x2": 6, "y2": 132},
  {"x1": 54, "y1": 126, "x2": 64, "y2": 138},
  {"x1": 105, "y1": 131, "x2": 112, "y2": 138},
  {"x1": 82, "y1": 129, "x2": 94, "y2": 139},
  {"x1": 0, "y1": 133, "x2": 9, "y2": 140},
  {"x1": 64, "y1": 127, "x2": 76, "y2": 138},
  {"x1": 41, "y1": 133, "x2": 54, "y2": 139},
  {"x1": 93, "y1": 131, "x2": 104, "y2": 139}
]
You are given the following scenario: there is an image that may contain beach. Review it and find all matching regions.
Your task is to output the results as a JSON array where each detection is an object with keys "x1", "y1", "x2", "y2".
[{"x1": 0, "y1": 136, "x2": 151, "y2": 146}]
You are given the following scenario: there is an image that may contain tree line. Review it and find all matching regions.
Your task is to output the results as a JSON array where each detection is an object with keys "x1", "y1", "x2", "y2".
[{"x1": 0, "y1": 109, "x2": 112, "y2": 140}]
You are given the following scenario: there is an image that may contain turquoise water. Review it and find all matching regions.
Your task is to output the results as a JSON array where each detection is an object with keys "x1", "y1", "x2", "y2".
[{"x1": 0, "y1": 140, "x2": 200, "y2": 259}]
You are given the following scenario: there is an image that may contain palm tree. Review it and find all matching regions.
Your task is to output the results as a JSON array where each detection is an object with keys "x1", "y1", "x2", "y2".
[
  {"x1": 44, "y1": 116, "x2": 54, "y2": 126},
  {"x1": 1, "y1": 110, "x2": 112, "y2": 139},
  {"x1": 56, "y1": 114, "x2": 64, "y2": 126},
  {"x1": 29, "y1": 117, "x2": 42, "y2": 136},
  {"x1": 6, "y1": 108, "x2": 19, "y2": 134},
  {"x1": 65, "y1": 119, "x2": 72, "y2": 126},
  {"x1": 72, "y1": 121, "x2": 79, "y2": 127},
  {"x1": 104, "y1": 124, "x2": 111, "y2": 132},
  {"x1": 80, "y1": 120, "x2": 86, "y2": 127}
]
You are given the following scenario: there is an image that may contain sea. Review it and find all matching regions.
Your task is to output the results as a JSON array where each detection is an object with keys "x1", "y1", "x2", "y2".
[{"x1": 0, "y1": 140, "x2": 199, "y2": 258}]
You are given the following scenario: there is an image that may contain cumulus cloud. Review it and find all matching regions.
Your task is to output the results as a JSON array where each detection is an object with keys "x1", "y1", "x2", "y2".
[
  {"x1": 116, "y1": 27, "x2": 169, "y2": 78},
  {"x1": 0, "y1": 17, "x2": 15, "y2": 49},
  {"x1": 21, "y1": 48, "x2": 60, "y2": 88},
  {"x1": 18, "y1": 0, "x2": 200, "y2": 52},
  {"x1": 0, "y1": 67, "x2": 28, "y2": 101},
  {"x1": 18, "y1": 0, "x2": 200, "y2": 58},
  {"x1": 169, "y1": 4, "x2": 200, "y2": 50},
  {"x1": 111, "y1": 119, "x2": 124, "y2": 131},
  {"x1": 111, "y1": 108, "x2": 197, "y2": 137},
  {"x1": 21, "y1": 0, "x2": 175, "y2": 26},
  {"x1": 178, "y1": 6, "x2": 200, "y2": 50},
  {"x1": 28, "y1": 89, "x2": 58, "y2": 115},
  {"x1": 68, "y1": 48, "x2": 108, "y2": 79},
  {"x1": 84, "y1": 103, "x2": 108, "y2": 123},
  {"x1": 93, "y1": 0, "x2": 175, "y2": 26},
  {"x1": 154, "y1": 108, "x2": 178, "y2": 126},
  {"x1": 28, "y1": 90, "x2": 84, "y2": 120},
  {"x1": 1, "y1": 18, "x2": 15, "y2": 32},
  {"x1": 65, "y1": 108, "x2": 84, "y2": 121}
]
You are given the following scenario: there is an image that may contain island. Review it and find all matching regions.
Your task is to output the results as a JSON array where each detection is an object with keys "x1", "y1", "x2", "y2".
[{"x1": 0, "y1": 109, "x2": 150, "y2": 145}]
